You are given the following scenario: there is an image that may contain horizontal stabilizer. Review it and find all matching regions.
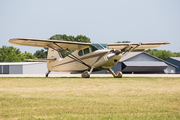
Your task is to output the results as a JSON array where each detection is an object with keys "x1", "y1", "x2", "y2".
[{"x1": 24, "y1": 58, "x2": 56, "y2": 62}]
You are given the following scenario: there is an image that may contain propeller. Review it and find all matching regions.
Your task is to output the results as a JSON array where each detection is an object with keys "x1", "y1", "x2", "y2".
[{"x1": 107, "y1": 49, "x2": 122, "y2": 59}]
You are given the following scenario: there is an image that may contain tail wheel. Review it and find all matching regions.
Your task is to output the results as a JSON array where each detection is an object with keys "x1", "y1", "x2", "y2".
[
  {"x1": 115, "y1": 71, "x2": 122, "y2": 78},
  {"x1": 82, "y1": 71, "x2": 90, "y2": 78}
]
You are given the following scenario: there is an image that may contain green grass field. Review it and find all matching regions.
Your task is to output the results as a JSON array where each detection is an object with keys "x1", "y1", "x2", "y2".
[{"x1": 0, "y1": 77, "x2": 180, "y2": 120}]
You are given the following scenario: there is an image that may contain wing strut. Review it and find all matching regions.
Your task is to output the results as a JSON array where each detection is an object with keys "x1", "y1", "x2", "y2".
[
  {"x1": 47, "y1": 43, "x2": 91, "y2": 68},
  {"x1": 122, "y1": 43, "x2": 141, "y2": 57}
]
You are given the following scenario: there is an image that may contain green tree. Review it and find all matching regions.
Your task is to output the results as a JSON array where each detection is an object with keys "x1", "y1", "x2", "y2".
[
  {"x1": 0, "y1": 46, "x2": 22, "y2": 62},
  {"x1": 173, "y1": 52, "x2": 180, "y2": 57},
  {"x1": 116, "y1": 41, "x2": 130, "y2": 43},
  {"x1": 49, "y1": 34, "x2": 91, "y2": 43},
  {"x1": 22, "y1": 51, "x2": 37, "y2": 61},
  {"x1": 33, "y1": 49, "x2": 47, "y2": 58},
  {"x1": 145, "y1": 49, "x2": 174, "y2": 60},
  {"x1": 75, "y1": 35, "x2": 91, "y2": 43},
  {"x1": 0, "y1": 46, "x2": 36, "y2": 62}
]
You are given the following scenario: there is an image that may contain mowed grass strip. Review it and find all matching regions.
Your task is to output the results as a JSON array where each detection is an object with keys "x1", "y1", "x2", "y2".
[{"x1": 0, "y1": 77, "x2": 180, "y2": 120}]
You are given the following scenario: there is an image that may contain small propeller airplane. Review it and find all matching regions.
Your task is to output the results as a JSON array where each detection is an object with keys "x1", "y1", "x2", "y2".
[{"x1": 9, "y1": 38, "x2": 170, "y2": 78}]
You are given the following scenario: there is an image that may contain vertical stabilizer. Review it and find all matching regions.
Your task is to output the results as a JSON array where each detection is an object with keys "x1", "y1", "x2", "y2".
[{"x1": 47, "y1": 48, "x2": 62, "y2": 60}]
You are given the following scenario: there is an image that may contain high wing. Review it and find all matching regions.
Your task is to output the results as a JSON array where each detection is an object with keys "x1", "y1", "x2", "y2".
[
  {"x1": 108, "y1": 42, "x2": 170, "y2": 50},
  {"x1": 9, "y1": 38, "x2": 91, "y2": 50},
  {"x1": 9, "y1": 38, "x2": 170, "y2": 50}
]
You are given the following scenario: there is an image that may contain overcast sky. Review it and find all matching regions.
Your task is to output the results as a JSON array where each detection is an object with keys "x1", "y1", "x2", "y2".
[{"x1": 0, "y1": 0, "x2": 180, "y2": 53}]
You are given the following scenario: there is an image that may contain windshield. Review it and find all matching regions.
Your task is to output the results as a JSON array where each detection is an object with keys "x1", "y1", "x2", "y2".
[
  {"x1": 90, "y1": 43, "x2": 109, "y2": 52},
  {"x1": 101, "y1": 44, "x2": 109, "y2": 50}
]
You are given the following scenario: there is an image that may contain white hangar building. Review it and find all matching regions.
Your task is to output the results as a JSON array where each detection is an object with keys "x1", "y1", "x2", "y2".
[
  {"x1": 0, "y1": 62, "x2": 69, "y2": 75},
  {"x1": 0, "y1": 62, "x2": 47, "y2": 74}
]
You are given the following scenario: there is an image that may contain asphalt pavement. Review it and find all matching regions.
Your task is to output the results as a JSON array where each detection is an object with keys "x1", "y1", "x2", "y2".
[{"x1": 0, "y1": 74, "x2": 180, "y2": 77}]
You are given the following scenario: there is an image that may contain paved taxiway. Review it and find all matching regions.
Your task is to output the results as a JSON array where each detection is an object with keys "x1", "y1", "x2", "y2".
[{"x1": 0, "y1": 74, "x2": 180, "y2": 77}]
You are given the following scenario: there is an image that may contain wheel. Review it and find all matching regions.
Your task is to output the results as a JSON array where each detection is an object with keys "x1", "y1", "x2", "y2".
[
  {"x1": 115, "y1": 71, "x2": 122, "y2": 78},
  {"x1": 82, "y1": 71, "x2": 90, "y2": 78}
]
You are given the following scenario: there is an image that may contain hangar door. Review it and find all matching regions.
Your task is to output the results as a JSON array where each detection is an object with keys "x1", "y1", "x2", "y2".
[
  {"x1": 0, "y1": 65, "x2": 9, "y2": 74},
  {"x1": 122, "y1": 61, "x2": 168, "y2": 73}
]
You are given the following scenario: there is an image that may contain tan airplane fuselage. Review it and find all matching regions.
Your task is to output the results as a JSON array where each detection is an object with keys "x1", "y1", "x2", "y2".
[{"x1": 47, "y1": 49, "x2": 122, "y2": 73}]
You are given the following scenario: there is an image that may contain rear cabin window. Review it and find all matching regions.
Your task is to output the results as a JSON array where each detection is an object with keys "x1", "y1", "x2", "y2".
[
  {"x1": 78, "y1": 50, "x2": 83, "y2": 56},
  {"x1": 84, "y1": 48, "x2": 90, "y2": 55}
]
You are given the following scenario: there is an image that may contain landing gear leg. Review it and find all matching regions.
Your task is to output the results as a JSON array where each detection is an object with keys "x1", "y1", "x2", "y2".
[
  {"x1": 82, "y1": 67, "x2": 94, "y2": 78},
  {"x1": 46, "y1": 71, "x2": 51, "y2": 77},
  {"x1": 107, "y1": 68, "x2": 122, "y2": 78}
]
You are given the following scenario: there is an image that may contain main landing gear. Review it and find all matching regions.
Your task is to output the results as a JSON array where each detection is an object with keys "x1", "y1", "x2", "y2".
[
  {"x1": 107, "y1": 68, "x2": 122, "y2": 78},
  {"x1": 82, "y1": 67, "x2": 94, "y2": 78},
  {"x1": 81, "y1": 68, "x2": 122, "y2": 78}
]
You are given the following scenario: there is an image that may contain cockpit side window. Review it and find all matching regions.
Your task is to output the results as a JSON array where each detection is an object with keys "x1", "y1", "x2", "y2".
[
  {"x1": 78, "y1": 50, "x2": 83, "y2": 56},
  {"x1": 84, "y1": 48, "x2": 90, "y2": 55}
]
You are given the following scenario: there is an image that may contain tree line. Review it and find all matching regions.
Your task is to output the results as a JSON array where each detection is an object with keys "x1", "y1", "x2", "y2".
[
  {"x1": 145, "y1": 49, "x2": 180, "y2": 60},
  {"x1": 0, "y1": 34, "x2": 179, "y2": 62}
]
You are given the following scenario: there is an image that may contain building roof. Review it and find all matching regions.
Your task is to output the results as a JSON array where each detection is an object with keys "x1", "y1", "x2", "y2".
[
  {"x1": 169, "y1": 57, "x2": 180, "y2": 62},
  {"x1": 0, "y1": 62, "x2": 46, "y2": 65},
  {"x1": 120, "y1": 52, "x2": 178, "y2": 68},
  {"x1": 120, "y1": 52, "x2": 142, "y2": 62}
]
